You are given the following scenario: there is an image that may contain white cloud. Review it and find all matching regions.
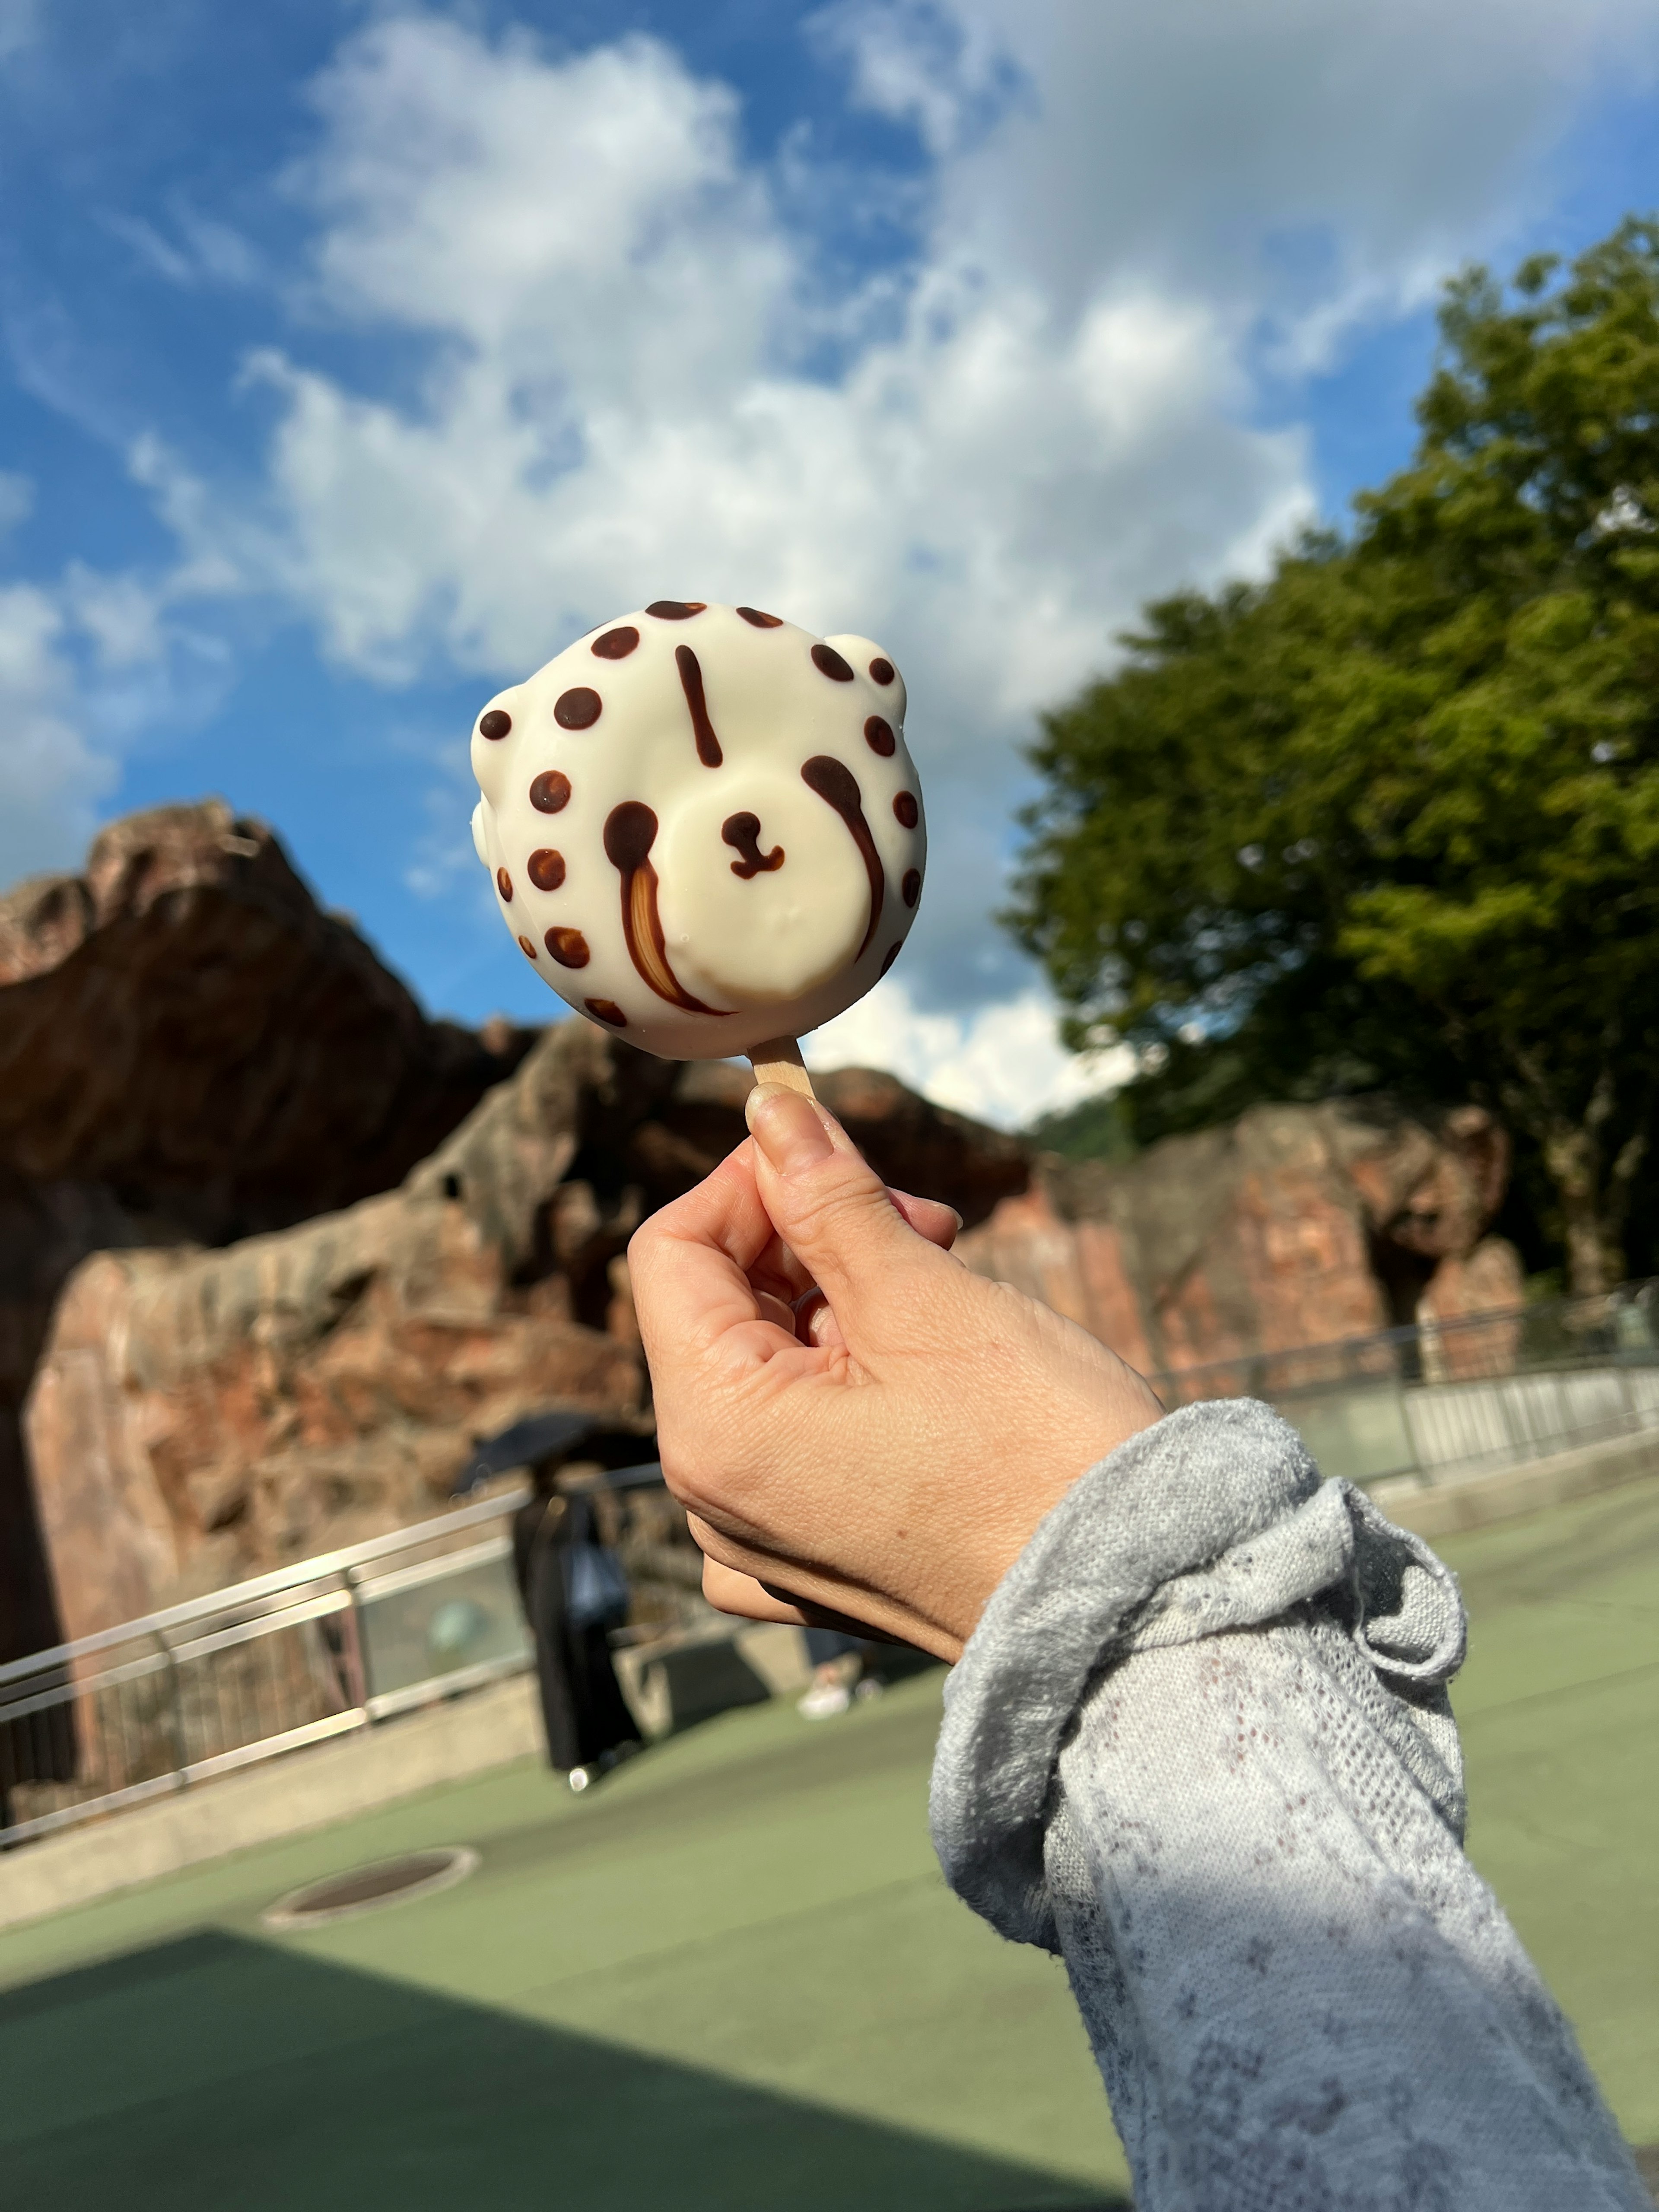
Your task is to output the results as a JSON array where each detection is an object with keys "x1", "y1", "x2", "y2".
[
  {"x1": 843, "y1": 0, "x2": 1659, "y2": 359},
  {"x1": 106, "y1": 205, "x2": 263, "y2": 291},
  {"x1": 44, "y1": 1, "x2": 1659, "y2": 1120},
  {"x1": 806, "y1": 977, "x2": 1134, "y2": 1129},
  {"x1": 0, "y1": 470, "x2": 31, "y2": 539},
  {"x1": 0, "y1": 585, "x2": 118, "y2": 883},
  {"x1": 0, "y1": 0, "x2": 38, "y2": 67}
]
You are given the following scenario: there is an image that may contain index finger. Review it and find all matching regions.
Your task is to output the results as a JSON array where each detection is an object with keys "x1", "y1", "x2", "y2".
[{"x1": 627, "y1": 1143, "x2": 804, "y2": 1373}]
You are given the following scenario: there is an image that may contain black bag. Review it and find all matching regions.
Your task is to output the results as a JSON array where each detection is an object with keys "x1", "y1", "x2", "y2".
[{"x1": 562, "y1": 1537, "x2": 631, "y2": 1630}]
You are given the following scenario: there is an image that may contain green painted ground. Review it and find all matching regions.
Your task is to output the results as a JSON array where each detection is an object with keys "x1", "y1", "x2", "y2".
[{"x1": 1, "y1": 1475, "x2": 1654, "y2": 2210}]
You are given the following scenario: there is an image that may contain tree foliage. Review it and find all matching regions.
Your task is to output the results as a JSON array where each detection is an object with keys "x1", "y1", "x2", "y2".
[{"x1": 1009, "y1": 219, "x2": 1659, "y2": 1293}]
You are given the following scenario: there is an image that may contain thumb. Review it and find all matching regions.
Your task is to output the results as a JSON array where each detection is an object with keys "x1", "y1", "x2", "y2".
[{"x1": 744, "y1": 1085, "x2": 945, "y2": 1333}]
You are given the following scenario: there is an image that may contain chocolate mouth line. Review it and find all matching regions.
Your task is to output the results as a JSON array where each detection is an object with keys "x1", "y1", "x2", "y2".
[
  {"x1": 723, "y1": 813, "x2": 785, "y2": 879},
  {"x1": 801, "y1": 755, "x2": 884, "y2": 960},
  {"x1": 603, "y1": 801, "x2": 730, "y2": 1017},
  {"x1": 675, "y1": 645, "x2": 723, "y2": 768}
]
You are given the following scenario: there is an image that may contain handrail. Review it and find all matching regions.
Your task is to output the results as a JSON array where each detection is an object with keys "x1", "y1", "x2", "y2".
[
  {"x1": 0, "y1": 1459, "x2": 669, "y2": 1691},
  {"x1": 0, "y1": 1483, "x2": 533, "y2": 1691},
  {"x1": 0, "y1": 1457, "x2": 676, "y2": 1850}
]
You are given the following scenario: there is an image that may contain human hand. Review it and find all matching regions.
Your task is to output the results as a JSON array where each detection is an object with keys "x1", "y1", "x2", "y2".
[{"x1": 627, "y1": 1088, "x2": 1164, "y2": 1660}]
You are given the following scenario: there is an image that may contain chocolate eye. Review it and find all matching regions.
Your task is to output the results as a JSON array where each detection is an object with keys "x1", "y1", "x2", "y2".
[
  {"x1": 530, "y1": 770, "x2": 571, "y2": 813},
  {"x1": 902, "y1": 869, "x2": 922, "y2": 907},
  {"x1": 893, "y1": 792, "x2": 918, "y2": 828},
  {"x1": 517, "y1": 935, "x2": 537, "y2": 960},
  {"x1": 869, "y1": 658, "x2": 895, "y2": 686},
  {"x1": 591, "y1": 627, "x2": 639, "y2": 659},
  {"x1": 554, "y1": 688, "x2": 602, "y2": 730},
  {"x1": 811, "y1": 642, "x2": 854, "y2": 682},
  {"x1": 645, "y1": 601, "x2": 706, "y2": 620},
  {"x1": 480, "y1": 709, "x2": 512, "y2": 740},
  {"x1": 496, "y1": 868, "x2": 513, "y2": 902},
  {"x1": 864, "y1": 716, "x2": 895, "y2": 757},
  {"x1": 737, "y1": 607, "x2": 783, "y2": 628}
]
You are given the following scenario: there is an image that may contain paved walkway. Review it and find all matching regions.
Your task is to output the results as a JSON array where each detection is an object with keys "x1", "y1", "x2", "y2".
[{"x1": 2, "y1": 1477, "x2": 1655, "y2": 2210}]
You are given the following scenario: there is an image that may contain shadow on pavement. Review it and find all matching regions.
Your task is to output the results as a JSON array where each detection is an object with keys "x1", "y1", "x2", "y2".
[{"x1": 0, "y1": 1929, "x2": 1127, "y2": 2212}]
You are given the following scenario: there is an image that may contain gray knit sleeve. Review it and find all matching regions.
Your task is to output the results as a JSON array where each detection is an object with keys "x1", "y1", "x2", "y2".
[{"x1": 929, "y1": 1400, "x2": 1646, "y2": 2212}]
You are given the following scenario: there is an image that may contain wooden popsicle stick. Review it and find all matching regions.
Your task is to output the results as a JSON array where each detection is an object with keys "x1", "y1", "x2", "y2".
[{"x1": 747, "y1": 1035, "x2": 817, "y2": 1102}]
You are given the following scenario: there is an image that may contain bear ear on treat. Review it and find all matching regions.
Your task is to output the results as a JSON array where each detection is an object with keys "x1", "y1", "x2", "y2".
[
  {"x1": 820, "y1": 634, "x2": 905, "y2": 722},
  {"x1": 470, "y1": 800, "x2": 489, "y2": 867}
]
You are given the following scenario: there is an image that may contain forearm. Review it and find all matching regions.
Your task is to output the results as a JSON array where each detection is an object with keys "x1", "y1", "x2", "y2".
[
  {"x1": 1046, "y1": 1621, "x2": 1641, "y2": 2210},
  {"x1": 930, "y1": 1402, "x2": 1645, "y2": 2212}
]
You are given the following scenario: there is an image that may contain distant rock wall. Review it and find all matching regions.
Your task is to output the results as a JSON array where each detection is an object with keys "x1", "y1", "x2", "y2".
[
  {"x1": 958, "y1": 1099, "x2": 1524, "y2": 1384},
  {"x1": 0, "y1": 800, "x2": 540, "y2": 1667}
]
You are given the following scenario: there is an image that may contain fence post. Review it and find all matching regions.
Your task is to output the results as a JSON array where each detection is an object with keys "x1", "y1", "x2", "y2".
[
  {"x1": 345, "y1": 1567, "x2": 374, "y2": 1720},
  {"x1": 157, "y1": 1630, "x2": 189, "y2": 1787}
]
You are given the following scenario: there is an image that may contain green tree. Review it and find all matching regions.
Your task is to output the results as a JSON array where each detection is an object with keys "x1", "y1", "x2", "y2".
[{"x1": 1009, "y1": 219, "x2": 1659, "y2": 1295}]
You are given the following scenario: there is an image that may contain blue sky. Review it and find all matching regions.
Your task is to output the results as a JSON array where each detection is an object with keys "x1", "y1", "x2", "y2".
[{"x1": 3, "y1": 0, "x2": 1657, "y2": 1125}]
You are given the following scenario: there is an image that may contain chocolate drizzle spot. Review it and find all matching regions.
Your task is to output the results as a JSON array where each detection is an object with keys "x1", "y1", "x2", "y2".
[
  {"x1": 675, "y1": 645, "x2": 723, "y2": 767},
  {"x1": 645, "y1": 601, "x2": 706, "y2": 620},
  {"x1": 591, "y1": 626, "x2": 639, "y2": 660},
  {"x1": 869, "y1": 658, "x2": 896, "y2": 686},
  {"x1": 528, "y1": 849, "x2": 566, "y2": 892},
  {"x1": 810, "y1": 642, "x2": 855, "y2": 683},
  {"x1": 604, "y1": 801, "x2": 730, "y2": 1015},
  {"x1": 517, "y1": 935, "x2": 537, "y2": 960},
  {"x1": 801, "y1": 756, "x2": 884, "y2": 959},
  {"x1": 879, "y1": 941, "x2": 902, "y2": 977},
  {"x1": 902, "y1": 868, "x2": 922, "y2": 908},
  {"x1": 736, "y1": 607, "x2": 783, "y2": 628},
  {"x1": 545, "y1": 927, "x2": 590, "y2": 968},
  {"x1": 554, "y1": 687, "x2": 602, "y2": 730},
  {"x1": 496, "y1": 867, "x2": 514, "y2": 902},
  {"x1": 722, "y1": 813, "x2": 784, "y2": 879},
  {"x1": 530, "y1": 769, "x2": 572, "y2": 814},
  {"x1": 864, "y1": 715, "x2": 896, "y2": 757},
  {"x1": 585, "y1": 998, "x2": 627, "y2": 1027},
  {"x1": 480, "y1": 709, "x2": 512, "y2": 740},
  {"x1": 893, "y1": 791, "x2": 919, "y2": 829}
]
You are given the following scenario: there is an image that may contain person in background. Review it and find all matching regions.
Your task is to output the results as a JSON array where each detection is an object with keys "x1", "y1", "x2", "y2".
[
  {"x1": 625, "y1": 1086, "x2": 1649, "y2": 2212},
  {"x1": 796, "y1": 1626, "x2": 883, "y2": 1719},
  {"x1": 511, "y1": 1464, "x2": 641, "y2": 1792}
]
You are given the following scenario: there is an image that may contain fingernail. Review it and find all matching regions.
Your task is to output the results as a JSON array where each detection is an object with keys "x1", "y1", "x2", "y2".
[{"x1": 748, "y1": 1086, "x2": 835, "y2": 1173}]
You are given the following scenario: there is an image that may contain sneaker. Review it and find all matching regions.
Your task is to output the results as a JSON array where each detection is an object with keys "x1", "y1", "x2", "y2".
[{"x1": 797, "y1": 1680, "x2": 853, "y2": 1719}]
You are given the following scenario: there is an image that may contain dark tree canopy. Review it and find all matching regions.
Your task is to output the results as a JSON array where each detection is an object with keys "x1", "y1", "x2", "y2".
[{"x1": 1009, "y1": 219, "x2": 1659, "y2": 1295}]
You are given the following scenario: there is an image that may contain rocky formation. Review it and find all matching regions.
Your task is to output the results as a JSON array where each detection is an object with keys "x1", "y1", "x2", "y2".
[
  {"x1": 0, "y1": 800, "x2": 539, "y2": 1233},
  {"x1": 0, "y1": 801, "x2": 537, "y2": 1666},
  {"x1": 958, "y1": 1099, "x2": 1523, "y2": 1388},
  {"x1": 21, "y1": 1019, "x2": 1030, "y2": 1649}
]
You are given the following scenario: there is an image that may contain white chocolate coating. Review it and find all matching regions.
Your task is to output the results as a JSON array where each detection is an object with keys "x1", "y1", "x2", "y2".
[{"x1": 469, "y1": 602, "x2": 926, "y2": 1060}]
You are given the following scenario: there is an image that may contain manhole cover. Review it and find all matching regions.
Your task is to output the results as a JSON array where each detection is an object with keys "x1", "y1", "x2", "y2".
[{"x1": 261, "y1": 1846, "x2": 479, "y2": 1929}]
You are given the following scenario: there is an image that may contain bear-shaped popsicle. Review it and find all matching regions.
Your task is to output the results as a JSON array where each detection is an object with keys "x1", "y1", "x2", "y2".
[{"x1": 469, "y1": 601, "x2": 925, "y2": 1084}]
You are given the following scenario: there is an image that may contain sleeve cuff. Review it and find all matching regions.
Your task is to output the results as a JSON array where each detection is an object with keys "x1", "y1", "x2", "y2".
[{"x1": 928, "y1": 1398, "x2": 1465, "y2": 1949}]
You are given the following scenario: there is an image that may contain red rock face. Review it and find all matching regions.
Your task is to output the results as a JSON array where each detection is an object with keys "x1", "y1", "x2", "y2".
[
  {"x1": 0, "y1": 802, "x2": 539, "y2": 1666},
  {"x1": 958, "y1": 1099, "x2": 1523, "y2": 1389}
]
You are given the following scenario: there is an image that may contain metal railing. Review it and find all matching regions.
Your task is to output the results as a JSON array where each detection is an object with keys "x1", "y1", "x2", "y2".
[
  {"x1": 1150, "y1": 1281, "x2": 1659, "y2": 1487},
  {"x1": 0, "y1": 1462, "x2": 693, "y2": 1850}
]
